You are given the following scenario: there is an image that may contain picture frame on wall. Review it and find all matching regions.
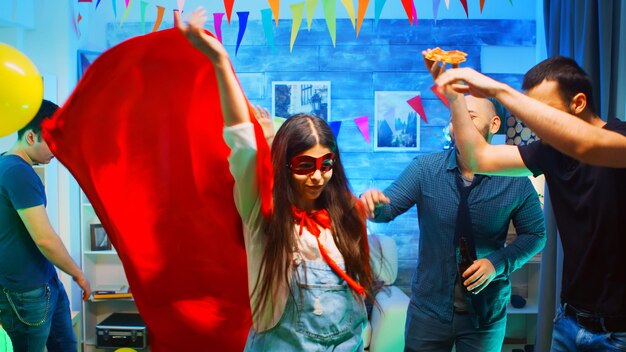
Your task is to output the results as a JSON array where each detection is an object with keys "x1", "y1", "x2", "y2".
[
  {"x1": 272, "y1": 81, "x2": 331, "y2": 122},
  {"x1": 374, "y1": 91, "x2": 421, "y2": 152},
  {"x1": 77, "y1": 50, "x2": 101, "y2": 80},
  {"x1": 90, "y1": 224, "x2": 112, "y2": 251}
]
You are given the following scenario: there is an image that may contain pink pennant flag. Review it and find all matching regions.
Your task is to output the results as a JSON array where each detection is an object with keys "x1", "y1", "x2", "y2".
[
  {"x1": 354, "y1": 116, "x2": 370, "y2": 143},
  {"x1": 125, "y1": 0, "x2": 130, "y2": 8},
  {"x1": 407, "y1": 95, "x2": 428, "y2": 123},
  {"x1": 430, "y1": 84, "x2": 449, "y2": 108},
  {"x1": 78, "y1": 0, "x2": 93, "y2": 2},
  {"x1": 177, "y1": 0, "x2": 185, "y2": 12},
  {"x1": 224, "y1": 0, "x2": 235, "y2": 24},
  {"x1": 214, "y1": 13, "x2": 225, "y2": 43}
]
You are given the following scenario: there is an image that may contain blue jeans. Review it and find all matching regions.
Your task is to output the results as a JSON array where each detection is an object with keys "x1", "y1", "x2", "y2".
[
  {"x1": 404, "y1": 302, "x2": 506, "y2": 352},
  {"x1": 0, "y1": 276, "x2": 77, "y2": 352},
  {"x1": 551, "y1": 305, "x2": 626, "y2": 351},
  {"x1": 245, "y1": 260, "x2": 367, "y2": 351}
]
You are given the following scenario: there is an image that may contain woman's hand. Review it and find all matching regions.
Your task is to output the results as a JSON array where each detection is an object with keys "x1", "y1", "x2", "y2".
[{"x1": 175, "y1": 7, "x2": 228, "y2": 64}]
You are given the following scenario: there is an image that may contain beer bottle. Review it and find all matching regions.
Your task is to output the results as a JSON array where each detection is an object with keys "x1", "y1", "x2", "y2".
[{"x1": 458, "y1": 237, "x2": 475, "y2": 292}]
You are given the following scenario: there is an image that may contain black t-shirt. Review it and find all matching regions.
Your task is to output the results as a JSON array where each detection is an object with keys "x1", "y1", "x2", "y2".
[{"x1": 518, "y1": 118, "x2": 626, "y2": 316}]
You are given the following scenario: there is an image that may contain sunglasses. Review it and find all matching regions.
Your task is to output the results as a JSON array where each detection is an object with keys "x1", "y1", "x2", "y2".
[{"x1": 289, "y1": 153, "x2": 336, "y2": 175}]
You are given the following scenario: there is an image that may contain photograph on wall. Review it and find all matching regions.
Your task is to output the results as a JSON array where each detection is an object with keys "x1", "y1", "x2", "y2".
[
  {"x1": 272, "y1": 81, "x2": 331, "y2": 122},
  {"x1": 90, "y1": 224, "x2": 112, "y2": 251},
  {"x1": 77, "y1": 50, "x2": 100, "y2": 80},
  {"x1": 374, "y1": 91, "x2": 421, "y2": 151}
]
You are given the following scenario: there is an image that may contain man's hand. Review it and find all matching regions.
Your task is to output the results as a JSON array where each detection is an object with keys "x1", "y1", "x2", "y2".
[
  {"x1": 461, "y1": 258, "x2": 496, "y2": 294},
  {"x1": 436, "y1": 67, "x2": 505, "y2": 99},
  {"x1": 359, "y1": 188, "x2": 391, "y2": 219},
  {"x1": 74, "y1": 273, "x2": 92, "y2": 301},
  {"x1": 253, "y1": 105, "x2": 275, "y2": 146}
]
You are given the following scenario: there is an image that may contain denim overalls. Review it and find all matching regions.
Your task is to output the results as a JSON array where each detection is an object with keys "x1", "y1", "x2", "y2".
[{"x1": 245, "y1": 257, "x2": 367, "y2": 351}]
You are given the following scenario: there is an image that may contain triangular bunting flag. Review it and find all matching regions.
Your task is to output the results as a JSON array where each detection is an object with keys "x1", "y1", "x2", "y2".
[
  {"x1": 329, "y1": 121, "x2": 342, "y2": 138},
  {"x1": 407, "y1": 95, "x2": 428, "y2": 123},
  {"x1": 120, "y1": 0, "x2": 133, "y2": 26},
  {"x1": 354, "y1": 116, "x2": 370, "y2": 143},
  {"x1": 321, "y1": 0, "x2": 337, "y2": 47},
  {"x1": 214, "y1": 13, "x2": 225, "y2": 43},
  {"x1": 445, "y1": 0, "x2": 450, "y2": 8},
  {"x1": 268, "y1": 0, "x2": 280, "y2": 25},
  {"x1": 112, "y1": 0, "x2": 117, "y2": 18},
  {"x1": 235, "y1": 12, "x2": 249, "y2": 55},
  {"x1": 306, "y1": 0, "x2": 319, "y2": 30},
  {"x1": 459, "y1": 0, "x2": 469, "y2": 18},
  {"x1": 125, "y1": 0, "x2": 130, "y2": 8},
  {"x1": 400, "y1": 0, "x2": 414, "y2": 24},
  {"x1": 224, "y1": 0, "x2": 235, "y2": 24},
  {"x1": 96, "y1": 0, "x2": 102, "y2": 9},
  {"x1": 77, "y1": 13, "x2": 83, "y2": 23},
  {"x1": 374, "y1": 0, "x2": 386, "y2": 27},
  {"x1": 140, "y1": 1, "x2": 148, "y2": 34},
  {"x1": 290, "y1": 2, "x2": 305, "y2": 52},
  {"x1": 261, "y1": 9, "x2": 276, "y2": 53},
  {"x1": 152, "y1": 5, "x2": 165, "y2": 32},
  {"x1": 340, "y1": 0, "x2": 356, "y2": 29},
  {"x1": 430, "y1": 84, "x2": 449, "y2": 108},
  {"x1": 412, "y1": 0, "x2": 418, "y2": 26},
  {"x1": 356, "y1": 0, "x2": 370, "y2": 36},
  {"x1": 177, "y1": 0, "x2": 185, "y2": 13},
  {"x1": 433, "y1": 0, "x2": 441, "y2": 21},
  {"x1": 480, "y1": 0, "x2": 485, "y2": 13}
]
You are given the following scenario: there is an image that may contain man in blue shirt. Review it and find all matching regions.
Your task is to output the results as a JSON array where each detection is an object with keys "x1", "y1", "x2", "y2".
[
  {"x1": 0, "y1": 100, "x2": 91, "y2": 352},
  {"x1": 360, "y1": 95, "x2": 545, "y2": 351}
]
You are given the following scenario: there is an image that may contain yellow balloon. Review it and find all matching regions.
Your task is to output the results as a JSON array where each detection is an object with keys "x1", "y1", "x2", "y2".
[{"x1": 0, "y1": 43, "x2": 43, "y2": 137}]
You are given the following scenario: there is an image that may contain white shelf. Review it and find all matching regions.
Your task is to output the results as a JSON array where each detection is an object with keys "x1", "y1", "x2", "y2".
[
  {"x1": 80, "y1": 190, "x2": 140, "y2": 352},
  {"x1": 84, "y1": 250, "x2": 117, "y2": 256},
  {"x1": 507, "y1": 302, "x2": 538, "y2": 314}
]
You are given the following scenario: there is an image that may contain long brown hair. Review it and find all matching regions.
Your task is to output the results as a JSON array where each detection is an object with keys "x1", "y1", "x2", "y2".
[{"x1": 252, "y1": 114, "x2": 375, "y2": 321}]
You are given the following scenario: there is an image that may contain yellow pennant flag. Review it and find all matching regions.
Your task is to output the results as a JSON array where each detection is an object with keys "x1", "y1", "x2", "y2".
[
  {"x1": 340, "y1": 0, "x2": 356, "y2": 28},
  {"x1": 290, "y1": 2, "x2": 305, "y2": 52},
  {"x1": 306, "y1": 0, "x2": 319, "y2": 30}
]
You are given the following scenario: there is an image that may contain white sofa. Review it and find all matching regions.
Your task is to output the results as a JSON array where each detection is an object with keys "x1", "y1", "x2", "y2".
[{"x1": 363, "y1": 234, "x2": 411, "y2": 352}]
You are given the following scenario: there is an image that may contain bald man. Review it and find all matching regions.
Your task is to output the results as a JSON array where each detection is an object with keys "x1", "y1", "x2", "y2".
[{"x1": 360, "y1": 96, "x2": 545, "y2": 352}]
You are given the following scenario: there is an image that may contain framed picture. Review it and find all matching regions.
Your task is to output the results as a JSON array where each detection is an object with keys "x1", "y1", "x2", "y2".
[
  {"x1": 374, "y1": 91, "x2": 421, "y2": 151},
  {"x1": 77, "y1": 50, "x2": 100, "y2": 80},
  {"x1": 90, "y1": 224, "x2": 112, "y2": 251},
  {"x1": 272, "y1": 81, "x2": 331, "y2": 121}
]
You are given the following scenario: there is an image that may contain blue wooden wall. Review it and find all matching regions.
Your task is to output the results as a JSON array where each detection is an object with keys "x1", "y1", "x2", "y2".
[{"x1": 108, "y1": 18, "x2": 535, "y2": 294}]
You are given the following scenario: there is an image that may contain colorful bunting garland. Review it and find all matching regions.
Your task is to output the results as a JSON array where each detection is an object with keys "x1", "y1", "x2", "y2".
[
  {"x1": 459, "y1": 0, "x2": 469, "y2": 18},
  {"x1": 268, "y1": 0, "x2": 280, "y2": 25},
  {"x1": 374, "y1": 0, "x2": 386, "y2": 27},
  {"x1": 224, "y1": 0, "x2": 235, "y2": 24},
  {"x1": 321, "y1": 0, "x2": 337, "y2": 46},
  {"x1": 329, "y1": 121, "x2": 342, "y2": 138},
  {"x1": 339, "y1": 0, "x2": 356, "y2": 29},
  {"x1": 152, "y1": 6, "x2": 165, "y2": 33}
]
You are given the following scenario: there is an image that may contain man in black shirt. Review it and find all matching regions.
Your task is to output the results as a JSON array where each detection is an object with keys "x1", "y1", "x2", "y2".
[{"x1": 434, "y1": 57, "x2": 626, "y2": 350}]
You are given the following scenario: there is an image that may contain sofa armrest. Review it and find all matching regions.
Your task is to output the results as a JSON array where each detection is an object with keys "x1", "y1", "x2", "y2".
[{"x1": 369, "y1": 285, "x2": 410, "y2": 352}]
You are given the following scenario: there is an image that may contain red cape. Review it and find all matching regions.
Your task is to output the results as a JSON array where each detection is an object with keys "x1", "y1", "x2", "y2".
[{"x1": 43, "y1": 28, "x2": 272, "y2": 351}]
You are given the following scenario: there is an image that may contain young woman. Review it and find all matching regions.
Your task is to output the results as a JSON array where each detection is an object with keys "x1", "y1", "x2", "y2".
[{"x1": 176, "y1": 8, "x2": 376, "y2": 351}]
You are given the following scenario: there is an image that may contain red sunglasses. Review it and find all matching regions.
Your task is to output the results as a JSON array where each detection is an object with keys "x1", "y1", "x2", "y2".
[{"x1": 289, "y1": 153, "x2": 336, "y2": 175}]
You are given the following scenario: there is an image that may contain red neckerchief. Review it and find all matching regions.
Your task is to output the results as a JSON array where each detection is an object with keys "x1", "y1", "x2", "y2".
[{"x1": 291, "y1": 205, "x2": 365, "y2": 296}]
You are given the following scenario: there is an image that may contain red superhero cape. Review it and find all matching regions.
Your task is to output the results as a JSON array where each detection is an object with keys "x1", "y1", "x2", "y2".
[{"x1": 42, "y1": 28, "x2": 273, "y2": 351}]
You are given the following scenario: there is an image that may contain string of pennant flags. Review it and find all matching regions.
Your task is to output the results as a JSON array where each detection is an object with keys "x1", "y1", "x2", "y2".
[
  {"x1": 74, "y1": 0, "x2": 510, "y2": 144},
  {"x1": 76, "y1": 0, "x2": 512, "y2": 53}
]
